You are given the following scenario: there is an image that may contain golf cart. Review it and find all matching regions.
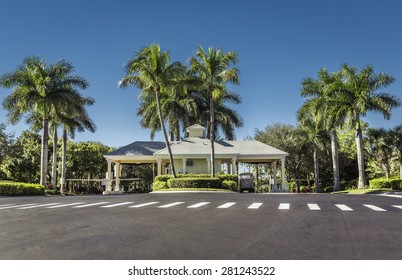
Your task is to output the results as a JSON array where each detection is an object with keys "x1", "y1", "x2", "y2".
[{"x1": 239, "y1": 172, "x2": 255, "y2": 193}]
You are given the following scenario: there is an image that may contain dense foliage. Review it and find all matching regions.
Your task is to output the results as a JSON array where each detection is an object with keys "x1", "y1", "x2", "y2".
[{"x1": 0, "y1": 181, "x2": 45, "y2": 196}]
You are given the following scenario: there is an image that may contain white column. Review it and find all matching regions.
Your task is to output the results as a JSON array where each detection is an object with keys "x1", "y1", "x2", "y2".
[
  {"x1": 157, "y1": 159, "x2": 162, "y2": 176},
  {"x1": 231, "y1": 158, "x2": 237, "y2": 174},
  {"x1": 106, "y1": 159, "x2": 112, "y2": 192},
  {"x1": 281, "y1": 157, "x2": 287, "y2": 191},
  {"x1": 115, "y1": 162, "x2": 121, "y2": 191},
  {"x1": 272, "y1": 161, "x2": 278, "y2": 191},
  {"x1": 206, "y1": 158, "x2": 211, "y2": 174},
  {"x1": 182, "y1": 158, "x2": 187, "y2": 174}
]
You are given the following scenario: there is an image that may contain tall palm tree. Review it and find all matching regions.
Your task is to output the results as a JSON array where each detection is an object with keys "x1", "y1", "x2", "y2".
[
  {"x1": 300, "y1": 68, "x2": 344, "y2": 191},
  {"x1": 119, "y1": 44, "x2": 185, "y2": 178},
  {"x1": 190, "y1": 46, "x2": 240, "y2": 176},
  {"x1": 59, "y1": 100, "x2": 96, "y2": 193},
  {"x1": 391, "y1": 124, "x2": 402, "y2": 179},
  {"x1": 1, "y1": 57, "x2": 88, "y2": 186},
  {"x1": 366, "y1": 128, "x2": 394, "y2": 179},
  {"x1": 337, "y1": 64, "x2": 400, "y2": 188}
]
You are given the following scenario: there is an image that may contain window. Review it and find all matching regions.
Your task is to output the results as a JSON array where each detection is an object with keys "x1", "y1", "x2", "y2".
[{"x1": 186, "y1": 159, "x2": 194, "y2": 167}]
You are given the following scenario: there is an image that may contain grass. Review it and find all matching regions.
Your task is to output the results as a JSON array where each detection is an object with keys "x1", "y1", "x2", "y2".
[
  {"x1": 332, "y1": 188, "x2": 394, "y2": 194},
  {"x1": 153, "y1": 188, "x2": 234, "y2": 192}
]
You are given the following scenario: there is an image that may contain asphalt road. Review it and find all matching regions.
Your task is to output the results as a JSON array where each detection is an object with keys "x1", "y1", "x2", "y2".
[{"x1": 1, "y1": 192, "x2": 402, "y2": 260}]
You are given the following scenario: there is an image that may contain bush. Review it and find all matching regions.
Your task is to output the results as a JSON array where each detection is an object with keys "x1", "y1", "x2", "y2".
[
  {"x1": 216, "y1": 174, "x2": 238, "y2": 183},
  {"x1": 154, "y1": 175, "x2": 173, "y2": 183},
  {"x1": 221, "y1": 180, "x2": 238, "y2": 191},
  {"x1": 177, "y1": 174, "x2": 210, "y2": 178},
  {"x1": 167, "y1": 178, "x2": 221, "y2": 189},
  {"x1": 0, "y1": 181, "x2": 45, "y2": 196},
  {"x1": 152, "y1": 181, "x2": 169, "y2": 191},
  {"x1": 369, "y1": 178, "x2": 402, "y2": 190}
]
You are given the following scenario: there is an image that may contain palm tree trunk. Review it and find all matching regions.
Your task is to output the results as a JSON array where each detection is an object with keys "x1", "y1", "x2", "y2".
[
  {"x1": 210, "y1": 92, "x2": 215, "y2": 177},
  {"x1": 61, "y1": 128, "x2": 67, "y2": 193},
  {"x1": 356, "y1": 122, "x2": 367, "y2": 188},
  {"x1": 155, "y1": 90, "x2": 176, "y2": 178},
  {"x1": 330, "y1": 129, "x2": 341, "y2": 191},
  {"x1": 40, "y1": 114, "x2": 49, "y2": 186},
  {"x1": 176, "y1": 122, "x2": 180, "y2": 141},
  {"x1": 314, "y1": 145, "x2": 319, "y2": 193},
  {"x1": 51, "y1": 126, "x2": 58, "y2": 190}
]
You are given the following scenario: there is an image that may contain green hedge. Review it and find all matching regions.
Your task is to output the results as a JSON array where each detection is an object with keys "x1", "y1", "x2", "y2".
[
  {"x1": 152, "y1": 181, "x2": 169, "y2": 191},
  {"x1": 0, "y1": 181, "x2": 45, "y2": 196},
  {"x1": 154, "y1": 175, "x2": 173, "y2": 183},
  {"x1": 369, "y1": 178, "x2": 402, "y2": 190},
  {"x1": 216, "y1": 174, "x2": 238, "y2": 183},
  {"x1": 221, "y1": 180, "x2": 238, "y2": 191},
  {"x1": 167, "y1": 178, "x2": 221, "y2": 189}
]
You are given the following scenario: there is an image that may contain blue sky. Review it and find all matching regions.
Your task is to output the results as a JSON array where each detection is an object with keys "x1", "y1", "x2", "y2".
[{"x1": 1, "y1": 0, "x2": 401, "y2": 147}]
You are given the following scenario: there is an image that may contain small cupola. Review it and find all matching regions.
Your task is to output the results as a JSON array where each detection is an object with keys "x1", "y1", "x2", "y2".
[{"x1": 186, "y1": 124, "x2": 206, "y2": 138}]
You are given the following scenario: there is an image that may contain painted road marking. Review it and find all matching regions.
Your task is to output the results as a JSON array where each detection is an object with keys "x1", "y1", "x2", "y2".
[
  {"x1": 0, "y1": 204, "x2": 15, "y2": 207},
  {"x1": 100, "y1": 202, "x2": 134, "y2": 208},
  {"x1": 46, "y1": 202, "x2": 85, "y2": 208},
  {"x1": 130, "y1": 202, "x2": 159, "y2": 208},
  {"x1": 18, "y1": 203, "x2": 61, "y2": 209},
  {"x1": 308, "y1": 203, "x2": 321, "y2": 210},
  {"x1": 392, "y1": 205, "x2": 402, "y2": 210},
  {"x1": 187, "y1": 202, "x2": 210, "y2": 208},
  {"x1": 158, "y1": 202, "x2": 184, "y2": 208},
  {"x1": 363, "y1": 204, "x2": 387, "y2": 212},
  {"x1": 0, "y1": 204, "x2": 37, "y2": 210},
  {"x1": 217, "y1": 202, "x2": 236, "y2": 209},
  {"x1": 248, "y1": 203, "x2": 263, "y2": 209},
  {"x1": 279, "y1": 203, "x2": 290, "y2": 210},
  {"x1": 73, "y1": 202, "x2": 109, "y2": 208},
  {"x1": 335, "y1": 204, "x2": 353, "y2": 211}
]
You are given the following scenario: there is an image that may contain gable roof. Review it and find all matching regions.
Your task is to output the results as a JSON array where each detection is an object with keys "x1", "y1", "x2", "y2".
[{"x1": 106, "y1": 141, "x2": 166, "y2": 156}]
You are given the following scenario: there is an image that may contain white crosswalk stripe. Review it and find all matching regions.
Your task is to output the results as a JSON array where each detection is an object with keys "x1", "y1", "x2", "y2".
[
  {"x1": 73, "y1": 202, "x2": 109, "y2": 208},
  {"x1": 129, "y1": 202, "x2": 159, "y2": 208},
  {"x1": 363, "y1": 204, "x2": 387, "y2": 212},
  {"x1": 100, "y1": 202, "x2": 134, "y2": 208},
  {"x1": 0, "y1": 204, "x2": 37, "y2": 210},
  {"x1": 18, "y1": 203, "x2": 61, "y2": 209},
  {"x1": 335, "y1": 204, "x2": 353, "y2": 211},
  {"x1": 308, "y1": 203, "x2": 321, "y2": 210},
  {"x1": 46, "y1": 202, "x2": 85, "y2": 208},
  {"x1": 0, "y1": 204, "x2": 15, "y2": 207},
  {"x1": 217, "y1": 202, "x2": 236, "y2": 209},
  {"x1": 187, "y1": 202, "x2": 210, "y2": 208},
  {"x1": 279, "y1": 203, "x2": 290, "y2": 210},
  {"x1": 248, "y1": 203, "x2": 262, "y2": 209},
  {"x1": 158, "y1": 202, "x2": 184, "y2": 208},
  {"x1": 392, "y1": 205, "x2": 402, "y2": 210}
]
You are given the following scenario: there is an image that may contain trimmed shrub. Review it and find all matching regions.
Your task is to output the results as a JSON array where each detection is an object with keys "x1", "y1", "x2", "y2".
[
  {"x1": 177, "y1": 174, "x2": 210, "y2": 178},
  {"x1": 369, "y1": 178, "x2": 402, "y2": 190},
  {"x1": 216, "y1": 174, "x2": 238, "y2": 183},
  {"x1": 152, "y1": 181, "x2": 169, "y2": 191},
  {"x1": 167, "y1": 178, "x2": 221, "y2": 189},
  {"x1": 221, "y1": 180, "x2": 238, "y2": 191},
  {"x1": 0, "y1": 181, "x2": 45, "y2": 196},
  {"x1": 154, "y1": 175, "x2": 173, "y2": 183}
]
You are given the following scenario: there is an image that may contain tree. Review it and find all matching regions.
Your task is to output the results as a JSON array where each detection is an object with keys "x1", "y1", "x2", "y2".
[
  {"x1": 366, "y1": 128, "x2": 394, "y2": 179},
  {"x1": 391, "y1": 125, "x2": 402, "y2": 179},
  {"x1": 119, "y1": 44, "x2": 186, "y2": 177},
  {"x1": 1, "y1": 57, "x2": 88, "y2": 186},
  {"x1": 300, "y1": 68, "x2": 344, "y2": 191},
  {"x1": 337, "y1": 64, "x2": 400, "y2": 188},
  {"x1": 0, "y1": 130, "x2": 41, "y2": 183},
  {"x1": 190, "y1": 46, "x2": 240, "y2": 176}
]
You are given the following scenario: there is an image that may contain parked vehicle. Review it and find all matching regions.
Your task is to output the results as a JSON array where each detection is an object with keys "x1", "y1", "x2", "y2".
[{"x1": 239, "y1": 172, "x2": 255, "y2": 193}]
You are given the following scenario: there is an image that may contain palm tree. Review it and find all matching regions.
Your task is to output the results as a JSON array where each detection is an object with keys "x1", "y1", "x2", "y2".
[
  {"x1": 1, "y1": 57, "x2": 88, "y2": 186},
  {"x1": 391, "y1": 124, "x2": 402, "y2": 179},
  {"x1": 300, "y1": 68, "x2": 344, "y2": 191},
  {"x1": 119, "y1": 44, "x2": 185, "y2": 178},
  {"x1": 337, "y1": 64, "x2": 400, "y2": 188},
  {"x1": 60, "y1": 100, "x2": 96, "y2": 193},
  {"x1": 366, "y1": 128, "x2": 394, "y2": 179},
  {"x1": 190, "y1": 46, "x2": 240, "y2": 176}
]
